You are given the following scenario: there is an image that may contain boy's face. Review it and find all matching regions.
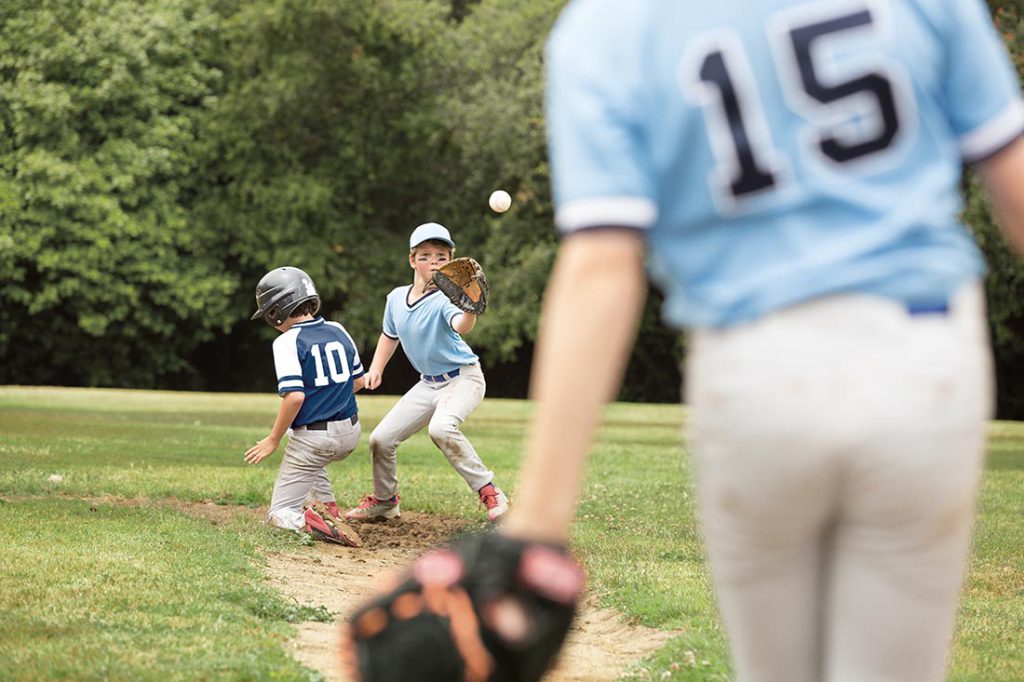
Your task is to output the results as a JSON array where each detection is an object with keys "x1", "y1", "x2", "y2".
[{"x1": 409, "y1": 241, "x2": 452, "y2": 280}]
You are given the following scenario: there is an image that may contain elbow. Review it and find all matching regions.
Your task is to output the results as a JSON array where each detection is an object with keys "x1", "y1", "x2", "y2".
[{"x1": 452, "y1": 314, "x2": 476, "y2": 335}]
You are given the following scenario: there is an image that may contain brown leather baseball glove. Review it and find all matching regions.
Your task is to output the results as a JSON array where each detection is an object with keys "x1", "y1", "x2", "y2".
[
  {"x1": 432, "y1": 258, "x2": 489, "y2": 315},
  {"x1": 340, "y1": 532, "x2": 584, "y2": 681}
]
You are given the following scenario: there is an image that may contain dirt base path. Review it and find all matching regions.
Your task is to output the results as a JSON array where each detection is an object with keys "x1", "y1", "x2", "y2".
[
  {"x1": 36, "y1": 496, "x2": 678, "y2": 679},
  {"x1": 186, "y1": 502, "x2": 679, "y2": 681}
]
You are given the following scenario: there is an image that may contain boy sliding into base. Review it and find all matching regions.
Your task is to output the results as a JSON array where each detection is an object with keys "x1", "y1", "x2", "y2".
[
  {"x1": 346, "y1": 222, "x2": 509, "y2": 522},
  {"x1": 244, "y1": 266, "x2": 364, "y2": 546}
]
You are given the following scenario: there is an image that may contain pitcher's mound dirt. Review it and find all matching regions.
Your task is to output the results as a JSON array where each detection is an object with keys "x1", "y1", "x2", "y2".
[
  {"x1": 174, "y1": 499, "x2": 671, "y2": 679},
  {"x1": 186, "y1": 502, "x2": 678, "y2": 681}
]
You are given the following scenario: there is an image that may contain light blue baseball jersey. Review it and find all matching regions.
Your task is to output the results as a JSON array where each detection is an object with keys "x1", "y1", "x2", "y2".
[
  {"x1": 382, "y1": 286, "x2": 479, "y2": 376},
  {"x1": 273, "y1": 317, "x2": 365, "y2": 427},
  {"x1": 547, "y1": 0, "x2": 1024, "y2": 328}
]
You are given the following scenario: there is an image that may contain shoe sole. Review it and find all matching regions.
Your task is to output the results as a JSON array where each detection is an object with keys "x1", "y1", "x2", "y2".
[
  {"x1": 345, "y1": 506, "x2": 401, "y2": 522},
  {"x1": 310, "y1": 522, "x2": 363, "y2": 547},
  {"x1": 307, "y1": 504, "x2": 364, "y2": 547},
  {"x1": 486, "y1": 507, "x2": 509, "y2": 522}
]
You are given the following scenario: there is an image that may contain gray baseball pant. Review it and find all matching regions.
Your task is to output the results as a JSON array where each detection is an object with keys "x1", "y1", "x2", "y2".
[
  {"x1": 685, "y1": 283, "x2": 991, "y2": 682},
  {"x1": 267, "y1": 418, "x2": 361, "y2": 531},
  {"x1": 370, "y1": 363, "x2": 493, "y2": 499}
]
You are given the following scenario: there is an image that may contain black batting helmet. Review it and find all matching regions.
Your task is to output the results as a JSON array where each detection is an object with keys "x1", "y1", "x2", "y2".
[{"x1": 250, "y1": 266, "x2": 321, "y2": 326}]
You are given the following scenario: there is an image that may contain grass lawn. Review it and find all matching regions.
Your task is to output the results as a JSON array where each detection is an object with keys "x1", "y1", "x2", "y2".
[{"x1": 0, "y1": 386, "x2": 1021, "y2": 680}]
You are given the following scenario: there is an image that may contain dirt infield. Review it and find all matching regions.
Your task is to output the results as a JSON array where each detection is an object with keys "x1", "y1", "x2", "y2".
[
  {"x1": 179, "y1": 501, "x2": 677, "y2": 681},
  {"x1": 42, "y1": 497, "x2": 678, "y2": 679}
]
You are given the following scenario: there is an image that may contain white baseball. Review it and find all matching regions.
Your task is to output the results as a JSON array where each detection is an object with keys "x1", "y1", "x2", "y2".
[{"x1": 489, "y1": 190, "x2": 512, "y2": 213}]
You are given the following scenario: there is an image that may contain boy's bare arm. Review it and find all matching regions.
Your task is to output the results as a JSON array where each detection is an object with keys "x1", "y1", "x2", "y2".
[
  {"x1": 502, "y1": 230, "x2": 647, "y2": 543},
  {"x1": 352, "y1": 375, "x2": 367, "y2": 393},
  {"x1": 451, "y1": 311, "x2": 477, "y2": 334},
  {"x1": 978, "y1": 136, "x2": 1024, "y2": 257},
  {"x1": 364, "y1": 333, "x2": 400, "y2": 390},
  {"x1": 243, "y1": 391, "x2": 305, "y2": 464}
]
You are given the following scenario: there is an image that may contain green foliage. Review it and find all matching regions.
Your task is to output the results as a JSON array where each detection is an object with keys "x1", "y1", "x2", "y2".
[
  {"x1": 969, "y1": 1, "x2": 1024, "y2": 418},
  {"x1": 0, "y1": 0, "x2": 236, "y2": 387},
  {"x1": 195, "y1": 0, "x2": 457, "y2": 340},
  {"x1": 0, "y1": 0, "x2": 1022, "y2": 415}
]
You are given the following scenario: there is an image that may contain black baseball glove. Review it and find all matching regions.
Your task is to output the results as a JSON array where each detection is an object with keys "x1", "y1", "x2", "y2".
[
  {"x1": 341, "y1": 532, "x2": 584, "y2": 682},
  {"x1": 432, "y1": 257, "x2": 489, "y2": 315}
]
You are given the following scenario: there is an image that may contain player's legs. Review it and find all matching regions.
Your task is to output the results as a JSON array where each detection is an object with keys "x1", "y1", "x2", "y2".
[
  {"x1": 268, "y1": 426, "x2": 355, "y2": 530},
  {"x1": 368, "y1": 382, "x2": 436, "y2": 499},
  {"x1": 310, "y1": 420, "x2": 362, "y2": 503},
  {"x1": 687, "y1": 284, "x2": 992, "y2": 682},
  {"x1": 687, "y1": 322, "x2": 842, "y2": 682},
  {"x1": 824, "y1": 285, "x2": 992, "y2": 682},
  {"x1": 426, "y1": 363, "x2": 494, "y2": 492}
]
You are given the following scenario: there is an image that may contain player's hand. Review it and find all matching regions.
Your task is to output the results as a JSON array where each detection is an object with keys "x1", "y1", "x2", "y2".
[
  {"x1": 243, "y1": 436, "x2": 280, "y2": 465},
  {"x1": 364, "y1": 369, "x2": 383, "y2": 391}
]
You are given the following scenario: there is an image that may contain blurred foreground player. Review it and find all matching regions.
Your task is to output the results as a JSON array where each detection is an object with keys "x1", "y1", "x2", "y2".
[{"x1": 344, "y1": 1, "x2": 1024, "y2": 679}]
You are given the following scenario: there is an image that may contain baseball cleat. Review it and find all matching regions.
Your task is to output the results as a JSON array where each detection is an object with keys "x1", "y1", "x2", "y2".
[
  {"x1": 345, "y1": 494, "x2": 401, "y2": 521},
  {"x1": 305, "y1": 502, "x2": 363, "y2": 547},
  {"x1": 478, "y1": 483, "x2": 509, "y2": 522}
]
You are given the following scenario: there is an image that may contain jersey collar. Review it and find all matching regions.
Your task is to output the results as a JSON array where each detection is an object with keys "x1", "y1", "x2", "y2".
[
  {"x1": 292, "y1": 316, "x2": 325, "y2": 328},
  {"x1": 405, "y1": 286, "x2": 440, "y2": 309}
]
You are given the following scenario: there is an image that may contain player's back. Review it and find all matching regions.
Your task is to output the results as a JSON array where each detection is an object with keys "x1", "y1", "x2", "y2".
[
  {"x1": 547, "y1": 0, "x2": 1023, "y2": 327},
  {"x1": 273, "y1": 318, "x2": 363, "y2": 425}
]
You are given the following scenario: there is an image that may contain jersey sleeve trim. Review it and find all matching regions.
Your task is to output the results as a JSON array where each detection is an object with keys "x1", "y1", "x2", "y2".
[
  {"x1": 556, "y1": 196, "x2": 658, "y2": 233},
  {"x1": 278, "y1": 378, "x2": 304, "y2": 392},
  {"x1": 959, "y1": 99, "x2": 1024, "y2": 164},
  {"x1": 382, "y1": 331, "x2": 399, "y2": 340},
  {"x1": 447, "y1": 310, "x2": 462, "y2": 330}
]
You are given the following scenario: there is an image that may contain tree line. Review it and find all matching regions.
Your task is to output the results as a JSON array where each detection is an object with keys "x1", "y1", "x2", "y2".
[{"x1": 1, "y1": 0, "x2": 1022, "y2": 417}]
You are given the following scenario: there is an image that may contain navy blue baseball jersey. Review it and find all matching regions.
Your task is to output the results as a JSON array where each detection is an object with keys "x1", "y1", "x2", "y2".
[
  {"x1": 546, "y1": 0, "x2": 1024, "y2": 327},
  {"x1": 272, "y1": 318, "x2": 365, "y2": 427}
]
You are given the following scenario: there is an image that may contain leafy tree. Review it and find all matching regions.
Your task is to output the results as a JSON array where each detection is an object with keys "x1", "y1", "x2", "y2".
[
  {"x1": 187, "y1": 0, "x2": 466, "y2": 390},
  {"x1": 0, "y1": 0, "x2": 235, "y2": 387},
  {"x1": 967, "y1": 0, "x2": 1024, "y2": 417}
]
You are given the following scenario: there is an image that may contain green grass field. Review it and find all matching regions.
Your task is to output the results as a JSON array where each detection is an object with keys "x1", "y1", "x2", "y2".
[{"x1": 0, "y1": 386, "x2": 1021, "y2": 680}]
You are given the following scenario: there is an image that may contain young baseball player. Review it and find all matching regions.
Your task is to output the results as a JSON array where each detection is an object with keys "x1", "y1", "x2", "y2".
[
  {"x1": 344, "y1": 0, "x2": 1024, "y2": 679},
  {"x1": 245, "y1": 266, "x2": 365, "y2": 546},
  {"x1": 345, "y1": 222, "x2": 509, "y2": 522}
]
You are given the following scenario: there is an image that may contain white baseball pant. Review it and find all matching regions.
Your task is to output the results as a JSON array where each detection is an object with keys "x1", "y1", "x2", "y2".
[
  {"x1": 369, "y1": 363, "x2": 493, "y2": 499},
  {"x1": 685, "y1": 282, "x2": 992, "y2": 682},
  {"x1": 267, "y1": 417, "x2": 361, "y2": 530}
]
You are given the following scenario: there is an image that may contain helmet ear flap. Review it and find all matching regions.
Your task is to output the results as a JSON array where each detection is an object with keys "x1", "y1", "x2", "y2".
[{"x1": 263, "y1": 305, "x2": 282, "y2": 327}]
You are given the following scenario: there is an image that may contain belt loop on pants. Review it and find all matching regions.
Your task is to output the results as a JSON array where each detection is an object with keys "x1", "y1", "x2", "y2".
[
  {"x1": 421, "y1": 368, "x2": 461, "y2": 383},
  {"x1": 906, "y1": 302, "x2": 950, "y2": 316},
  {"x1": 302, "y1": 415, "x2": 359, "y2": 431}
]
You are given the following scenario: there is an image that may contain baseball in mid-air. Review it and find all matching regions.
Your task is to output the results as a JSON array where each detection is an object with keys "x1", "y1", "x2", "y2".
[{"x1": 489, "y1": 190, "x2": 512, "y2": 213}]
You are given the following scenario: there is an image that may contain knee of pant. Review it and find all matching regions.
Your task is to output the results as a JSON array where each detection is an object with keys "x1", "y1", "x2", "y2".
[
  {"x1": 428, "y1": 419, "x2": 459, "y2": 445},
  {"x1": 369, "y1": 432, "x2": 394, "y2": 458}
]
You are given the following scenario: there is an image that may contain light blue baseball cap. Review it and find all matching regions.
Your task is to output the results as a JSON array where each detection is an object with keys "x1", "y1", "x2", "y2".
[{"x1": 409, "y1": 222, "x2": 455, "y2": 250}]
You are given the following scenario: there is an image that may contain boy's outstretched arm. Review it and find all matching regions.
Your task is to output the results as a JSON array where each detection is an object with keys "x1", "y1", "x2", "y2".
[
  {"x1": 363, "y1": 333, "x2": 400, "y2": 390},
  {"x1": 244, "y1": 391, "x2": 304, "y2": 464},
  {"x1": 502, "y1": 229, "x2": 647, "y2": 543}
]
